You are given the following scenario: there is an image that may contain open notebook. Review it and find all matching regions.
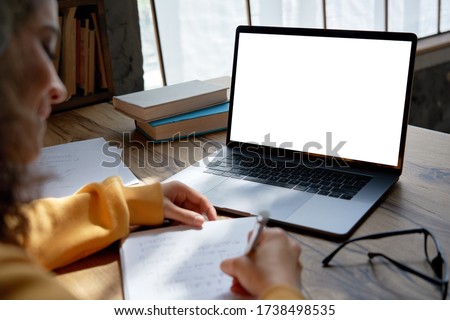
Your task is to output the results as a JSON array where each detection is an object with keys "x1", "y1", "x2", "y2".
[{"x1": 120, "y1": 217, "x2": 256, "y2": 300}]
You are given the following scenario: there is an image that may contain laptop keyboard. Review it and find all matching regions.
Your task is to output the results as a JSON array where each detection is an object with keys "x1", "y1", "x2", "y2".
[{"x1": 204, "y1": 154, "x2": 372, "y2": 200}]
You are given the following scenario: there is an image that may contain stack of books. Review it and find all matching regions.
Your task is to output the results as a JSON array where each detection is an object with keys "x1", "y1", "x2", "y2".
[{"x1": 112, "y1": 79, "x2": 229, "y2": 142}]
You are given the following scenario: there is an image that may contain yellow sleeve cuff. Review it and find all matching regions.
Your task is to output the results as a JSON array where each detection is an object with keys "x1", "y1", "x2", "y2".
[
  {"x1": 124, "y1": 181, "x2": 164, "y2": 226},
  {"x1": 259, "y1": 284, "x2": 305, "y2": 300}
]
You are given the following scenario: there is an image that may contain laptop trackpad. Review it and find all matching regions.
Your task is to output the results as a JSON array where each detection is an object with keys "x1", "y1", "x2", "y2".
[{"x1": 204, "y1": 179, "x2": 313, "y2": 220}]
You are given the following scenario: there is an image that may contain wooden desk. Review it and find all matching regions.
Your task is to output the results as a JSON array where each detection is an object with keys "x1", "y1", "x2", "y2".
[{"x1": 45, "y1": 103, "x2": 450, "y2": 299}]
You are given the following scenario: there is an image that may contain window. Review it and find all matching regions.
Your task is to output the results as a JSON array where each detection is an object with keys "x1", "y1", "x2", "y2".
[
  {"x1": 137, "y1": 0, "x2": 164, "y2": 89},
  {"x1": 137, "y1": 0, "x2": 450, "y2": 90},
  {"x1": 388, "y1": 0, "x2": 438, "y2": 37},
  {"x1": 441, "y1": 0, "x2": 450, "y2": 32},
  {"x1": 249, "y1": 0, "x2": 324, "y2": 28}
]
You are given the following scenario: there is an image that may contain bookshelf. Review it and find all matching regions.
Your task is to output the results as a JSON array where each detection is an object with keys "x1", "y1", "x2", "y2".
[{"x1": 53, "y1": 0, "x2": 114, "y2": 113}]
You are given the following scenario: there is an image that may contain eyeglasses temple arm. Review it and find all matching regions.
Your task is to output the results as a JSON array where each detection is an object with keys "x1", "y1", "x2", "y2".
[
  {"x1": 368, "y1": 252, "x2": 446, "y2": 286},
  {"x1": 322, "y1": 229, "x2": 426, "y2": 266}
]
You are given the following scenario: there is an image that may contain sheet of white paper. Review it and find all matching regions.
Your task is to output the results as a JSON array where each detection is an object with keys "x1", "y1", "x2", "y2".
[
  {"x1": 120, "y1": 217, "x2": 257, "y2": 300},
  {"x1": 35, "y1": 138, "x2": 139, "y2": 198}
]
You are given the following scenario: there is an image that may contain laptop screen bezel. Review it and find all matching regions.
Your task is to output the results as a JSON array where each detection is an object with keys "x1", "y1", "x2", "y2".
[{"x1": 226, "y1": 25, "x2": 417, "y2": 173}]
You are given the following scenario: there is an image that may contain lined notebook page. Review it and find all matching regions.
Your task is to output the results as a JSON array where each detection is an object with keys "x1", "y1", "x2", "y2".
[{"x1": 120, "y1": 217, "x2": 256, "y2": 300}]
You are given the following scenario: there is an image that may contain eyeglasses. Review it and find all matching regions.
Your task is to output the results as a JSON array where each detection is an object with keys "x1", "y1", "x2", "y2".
[{"x1": 322, "y1": 228, "x2": 449, "y2": 299}]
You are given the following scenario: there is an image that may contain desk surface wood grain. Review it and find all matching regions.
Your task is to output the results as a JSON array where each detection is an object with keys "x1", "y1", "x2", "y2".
[{"x1": 45, "y1": 103, "x2": 450, "y2": 299}]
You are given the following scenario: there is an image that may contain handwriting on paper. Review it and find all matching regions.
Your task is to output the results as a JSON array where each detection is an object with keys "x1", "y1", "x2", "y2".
[{"x1": 120, "y1": 217, "x2": 256, "y2": 300}]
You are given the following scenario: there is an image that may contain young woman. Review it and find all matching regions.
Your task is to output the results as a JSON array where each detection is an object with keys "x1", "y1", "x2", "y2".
[{"x1": 0, "y1": 0, "x2": 303, "y2": 299}]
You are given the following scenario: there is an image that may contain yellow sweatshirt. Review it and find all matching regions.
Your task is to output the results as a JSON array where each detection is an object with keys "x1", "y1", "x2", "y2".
[
  {"x1": 23, "y1": 176, "x2": 164, "y2": 270},
  {"x1": 0, "y1": 176, "x2": 303, "y2": 299}
]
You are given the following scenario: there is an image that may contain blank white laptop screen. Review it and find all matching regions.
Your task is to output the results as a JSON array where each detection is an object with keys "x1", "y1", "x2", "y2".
[{"x1": 229, "y1": 33, "x2": 412, "y2": 167}]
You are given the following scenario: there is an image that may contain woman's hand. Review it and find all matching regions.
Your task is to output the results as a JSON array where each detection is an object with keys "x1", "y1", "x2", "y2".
[
  {"x1": 220, "y1": 227, "x2": 302, "y2": 297},
  {"x1": 161, "y1": 180, "x2": 217, "y2": 227}
]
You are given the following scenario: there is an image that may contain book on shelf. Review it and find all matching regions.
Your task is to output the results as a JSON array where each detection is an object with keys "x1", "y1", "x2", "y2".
[
  {"x1": 76, "y1": 11, "x2": 98, "y2": 96},
  {"x1": 87, "y1": 21, "x2": 96, "y2": 95},
  {"x1": 136, "y1": 101, "x2": 229, "y2": 142},
  {"x1": 112, "y1": 80, "x2": 228, "y2": 122},
  {"x1": 53, "y1": 15, "x2": 63, "y2": 73},
  {"x1": 76, "y1": 17, "x2": 87, "y2": 94},
  {"x1": 61, "y1": 7, "x2": 77, "y2": 99},
  {"x1": 90, "y1": 12, "x2": 108, "y2": 89}
]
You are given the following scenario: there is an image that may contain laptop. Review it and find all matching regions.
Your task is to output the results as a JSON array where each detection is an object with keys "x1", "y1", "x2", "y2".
[{"x1": 165, "y1": 25, "x2": 417, "y2": 240}]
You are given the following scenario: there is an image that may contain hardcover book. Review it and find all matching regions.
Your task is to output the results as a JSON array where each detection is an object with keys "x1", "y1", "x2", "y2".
[
  {"x1": 136, "y1": 102, "x2": 229, "y2": 142},
  {"x1": 113, "y1": 80, "x2": 228, "y2": 122}
]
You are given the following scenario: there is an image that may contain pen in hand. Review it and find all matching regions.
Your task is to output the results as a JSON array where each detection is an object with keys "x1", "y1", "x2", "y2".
[{"x1": 245, "y1": 211, "x2": 270, "y2": 255}]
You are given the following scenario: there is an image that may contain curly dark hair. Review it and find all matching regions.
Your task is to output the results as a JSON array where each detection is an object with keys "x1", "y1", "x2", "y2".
[
  {"x1": 0, "y1": 163, "x2": 31, "y2": 244},
  {"x1": 0, "y1": 0, "x2": 36, "y2": 50},
  {"x1": 0, "y1": 0, "x2": 41, "y2": 245}
]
